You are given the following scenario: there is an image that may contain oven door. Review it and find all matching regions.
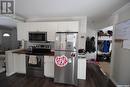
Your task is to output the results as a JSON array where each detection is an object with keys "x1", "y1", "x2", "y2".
[
  {"x1": 26, "y1": 55, "x2": 44, "y2": 78},
  {"x1": 29, "y1": 32, "x2": 47, "y2": 42}
]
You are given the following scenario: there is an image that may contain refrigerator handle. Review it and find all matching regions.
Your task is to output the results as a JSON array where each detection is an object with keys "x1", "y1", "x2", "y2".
[
  {"x1": 74, "y1": 47, "x2": 77, "y2": 51},
  {"x1": 61, "y1": 43, "x2": 63, "y2": 49}
]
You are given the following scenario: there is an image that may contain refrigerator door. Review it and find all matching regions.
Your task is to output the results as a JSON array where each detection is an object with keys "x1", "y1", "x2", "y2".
[
  {"x1": 55, "y1": 33, "x2": 66, "y2": 51},
  {"x1": 54, "y1": 50, "x2": 78, "y2": 85},
  {"x1": 66, "y1": 33, "x2": 77, "y2": 51},
  {"x1": 55, "y1": 32, "x2": 78, "y2": 51}
]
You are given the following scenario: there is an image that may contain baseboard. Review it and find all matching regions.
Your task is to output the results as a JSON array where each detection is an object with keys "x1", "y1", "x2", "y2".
[
  {"x1": 117, "y1": 85, "x2": 130, "y2": 87},
  {"x1": 6, "y1": 72, "x2": 15, "y2": 77},
  {"x1": 0, "y1": 68, "x2": 5, "y2": 73},
  {"x1": 110, "y1": 77, "x2": 130, "y2": 87}
]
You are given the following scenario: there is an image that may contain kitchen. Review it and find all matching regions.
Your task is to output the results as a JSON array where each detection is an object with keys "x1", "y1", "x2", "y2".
[
  {"x1": 5, "y1": 21, "x2": 87, "y2": 85},
  {"x1": 1, "y1": 0, "x2": 130, "y2": 86}
]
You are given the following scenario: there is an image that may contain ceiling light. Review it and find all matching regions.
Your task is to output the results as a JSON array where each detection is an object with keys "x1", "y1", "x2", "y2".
[{"x1": 3, "y1": 33, "x2": 10, "y2": 37}]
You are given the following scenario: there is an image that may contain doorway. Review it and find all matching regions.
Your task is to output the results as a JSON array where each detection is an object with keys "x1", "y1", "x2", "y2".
[
  {"x1": 96, "y1": 26, "x2": 113, "y2": 76},
  {"x1": 0, "y1": 16, "x2": 18, "y2": 73}
]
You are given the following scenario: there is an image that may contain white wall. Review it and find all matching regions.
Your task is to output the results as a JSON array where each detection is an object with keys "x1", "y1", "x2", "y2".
[
  {"x1": 111, "y1": 3, "x2": 130, "y2": 85},
  {"x1": 78, "y1": 17, "x2": 87, "y2": 49},
  {"x1": 1, "y1": 30, "x2": 12, "y2": 51},
  {"x1": 0, "y1": 31, "x2": 2, "y2": 45},
  {"x1": 87, "y1": 19, "x2": 97, "y2": 37},
  {"x1": 0, "y1": 26, "x2": 18, "y2": 51},
  {"x1": 93, "y1": 3, "x2": 130, "y2": 85},
  {"x1": 86, "y1": 19, "x2": 97, "y2": 60},
  {"x1": 93, "y1": 14, "x2": 115, "y2": 30}
]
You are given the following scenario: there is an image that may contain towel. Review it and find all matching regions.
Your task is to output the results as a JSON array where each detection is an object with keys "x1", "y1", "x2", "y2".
[{"x1": 29, "y1": 55, "x2": 37, "y2": 65}]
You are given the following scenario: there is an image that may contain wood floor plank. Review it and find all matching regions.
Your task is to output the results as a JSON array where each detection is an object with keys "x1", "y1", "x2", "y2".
[{"x1": 0, "y1": 63, "x2": 116, "y2": 87}]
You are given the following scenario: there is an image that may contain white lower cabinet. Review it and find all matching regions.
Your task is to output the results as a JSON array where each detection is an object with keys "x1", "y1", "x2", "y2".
[
  {"x1": 13, "y1": 53, "x2": 26, "y2": 74},
  {"x1": 78, "y1": 58, "x2": 86, "y2": 80},
  {"x1": 6, "y1": 51, "x2": 15, "y2": 76},
  {"x1": 44, "y1": 56, "x2": 54, "y2": 78}
]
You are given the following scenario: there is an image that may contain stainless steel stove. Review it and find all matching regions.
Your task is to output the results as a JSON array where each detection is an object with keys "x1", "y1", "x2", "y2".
[
  {"x1": 26, "y1": 55, "x2": 44, "y2": 78},
  {"x1": 26, "y1": 42, "x2": 52, "y2": 78}
]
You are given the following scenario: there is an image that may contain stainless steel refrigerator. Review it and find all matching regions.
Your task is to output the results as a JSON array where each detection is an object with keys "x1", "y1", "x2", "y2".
[{"x1": 54, "y1": 32, "x2": 78, "y2": 85}]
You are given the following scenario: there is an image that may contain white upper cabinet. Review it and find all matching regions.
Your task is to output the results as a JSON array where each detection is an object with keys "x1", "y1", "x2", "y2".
[
  {"x1": 17, "y1": 21, "x2": 79, "y2": 41},
  {"x1": 46, "y1": 23, "x2": 57, "y2": 41},
  {"x1": 17, "y1": 23, "x2": 28, "y2": 40},
  {"x1": 17, "y1": 22, "x2": 57, "y2": 41},
  {"x1": 57, "y1": 21, "x2": 79, "y2": 32}
]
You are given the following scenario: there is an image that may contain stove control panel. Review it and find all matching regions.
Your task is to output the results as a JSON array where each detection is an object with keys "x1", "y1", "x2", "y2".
[{"x1": 27, "y1": 42, "x2": 51, "y2": 49}]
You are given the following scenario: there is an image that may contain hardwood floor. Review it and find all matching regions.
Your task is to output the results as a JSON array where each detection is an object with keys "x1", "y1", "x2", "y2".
[
  {"x1": 0, "y1": 63, "x2": 116, "y2": 87},
  {"x1": 98, "y1": 62, "x2": 111, "y2": 76}
]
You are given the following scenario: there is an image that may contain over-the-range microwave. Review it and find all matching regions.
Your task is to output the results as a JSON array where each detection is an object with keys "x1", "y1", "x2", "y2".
[{"x1": 29, "y1": 32, "x2": 47, "y2": 42}]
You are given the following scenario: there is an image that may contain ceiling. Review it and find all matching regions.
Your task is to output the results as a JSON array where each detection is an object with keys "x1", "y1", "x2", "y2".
[
  {"x1": 15, "y1": 0, "x2": 130, "y2": 21},
  {"x1": 0, "y1": 0, "x2": 129, "y2": 28}
]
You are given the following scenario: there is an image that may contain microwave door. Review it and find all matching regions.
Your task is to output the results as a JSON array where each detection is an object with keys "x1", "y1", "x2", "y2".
[{"x1": 29, "y1": 32, "x2": 47, "y2": 41}]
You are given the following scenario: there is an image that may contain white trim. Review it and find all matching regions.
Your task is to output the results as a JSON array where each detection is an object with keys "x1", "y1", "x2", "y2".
[
  {"x1": 110, "y1": 77, "x2": 130, "y2": 87},
  {"x1": 26, "y1": 16, "x2": 87, "y2": 22},
  {"x1": 117, "y1": 85, "x2": 130, "y2": 87},
  {"x1": 0, "y1": 68, "x2": 5, "y2": 73},
  {"x1": 6, "y1": 72, "x2": 15, "y2": 77},
  {"x1": 113, "y1": 3, "x2": 130, "y2": 16},
  {"x1": 110, "y1": 77, "x2": 118, "y2": 86}
]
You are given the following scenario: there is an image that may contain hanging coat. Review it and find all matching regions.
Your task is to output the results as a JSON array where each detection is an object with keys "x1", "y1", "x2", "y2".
[
  {"x1": 85, "y1": 37, "x2": 96, "y2": 53},
  {"x1": 85, "y1": 37, "x2": 91, "y2": 53},
  {"x1": 102, "y1": 40, "x2": 110, "y2": 53},
  {"x1": 90, "y1": 37, "x2": 96, "y2": 52}
]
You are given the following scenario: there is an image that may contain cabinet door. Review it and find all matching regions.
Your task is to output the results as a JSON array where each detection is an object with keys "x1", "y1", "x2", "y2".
[
  {"x1": 44, "y1": 56, "x2": 54, "y2": 78},
  {"x1": 13, "y1": 53, "x2": 26, "y2": 74},
  {"x1": 17, "y1": 23, "x2": 28, "y2": 40},
  {"x1": 6, "y1": 51, "x2": 15, "y2": 76},
  {"x1": 78, "y1": 58, "x2": 86, "y2": 79},
  {"x1": 47, "y1": 23, "x2": 57, "y2": 41},
  {"x1": 57, "y1": 21, "x2": 79, "y2": 32}
]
